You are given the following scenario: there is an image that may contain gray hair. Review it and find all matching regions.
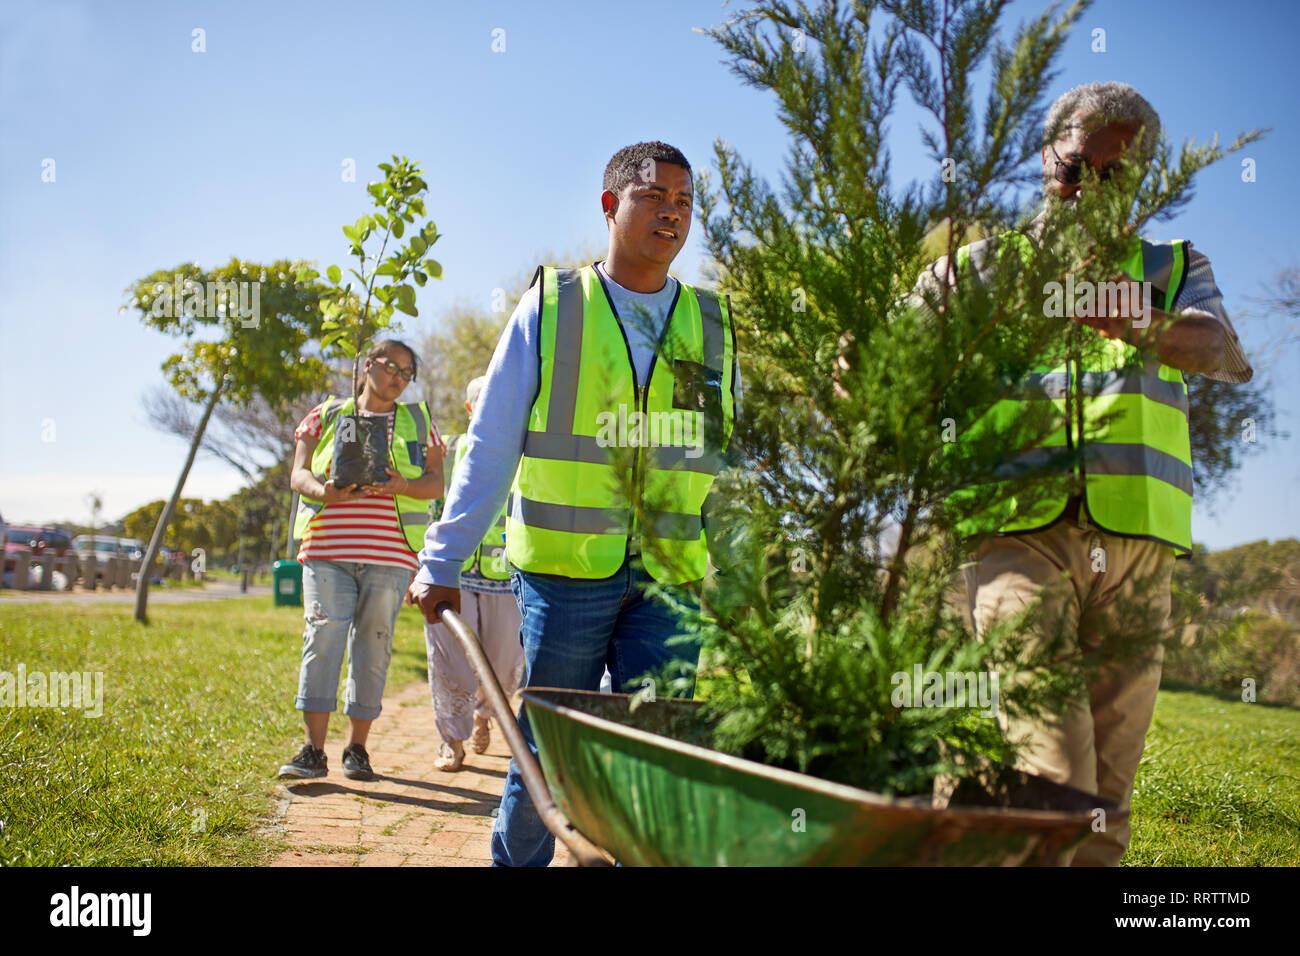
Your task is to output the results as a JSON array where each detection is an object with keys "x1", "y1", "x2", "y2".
[
  {"x1": 465, "y1": 375, "x2": 487, "y2": 406},
  {"x1": 1045, "y1": 82, "x2": 1162, "y2": 165}
]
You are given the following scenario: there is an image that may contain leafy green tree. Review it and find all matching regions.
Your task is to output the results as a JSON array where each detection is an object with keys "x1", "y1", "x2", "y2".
[
  {"x1": 1187, "y1": 376, "x2": 1277, "y2": 508},
  {"x1": 122, "y1": 498, "x2": 221, "y2": 564},
  {"x1": 123, "y1": 500, "x2": 173, "y2": 548},
  {"x1": 666, "y1": 0, "x2": 1261, "y2": 796},
  {"x1": 1168, "y1": 538, "x2": 1300, "y2": 705},
  {"x1": 302, "y1": 155, "x2": 443, "y2": 402},
  {"x1": 1187, "y1": 263, "x2": 1300, "y2": 505},
  {"x1": 295, "y1": 155, "x2": 443, "y2": 488},
  {"x1": 124, "y1": 258, "x2": 332, "y2": 621},
  {"x1": 418, "y1": 304, "x2": 512, "y2": 435}
]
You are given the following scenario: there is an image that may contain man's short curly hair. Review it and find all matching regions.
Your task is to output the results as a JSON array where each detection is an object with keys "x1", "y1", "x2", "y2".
[{"x1": 603, "y1": 141, "x2": 692, "y2": 196}]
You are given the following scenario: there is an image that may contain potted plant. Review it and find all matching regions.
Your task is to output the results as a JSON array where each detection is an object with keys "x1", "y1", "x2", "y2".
[{"x1": 301, "y1": 155, "x2": 443, "y2": 487}]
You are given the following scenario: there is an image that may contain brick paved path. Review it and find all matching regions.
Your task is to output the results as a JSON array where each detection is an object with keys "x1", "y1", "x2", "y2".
[{"x1": 270, "y1": 679, "x2": 572, "y2": 867}]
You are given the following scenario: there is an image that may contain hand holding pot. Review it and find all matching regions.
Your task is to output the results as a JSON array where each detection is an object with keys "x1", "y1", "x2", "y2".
[
  {"x1": 359, "y1": 467, "x2": 409, "y2": 497},
  {"x1": 321, "y1": 478, "x2": 370, "y2": 505}
]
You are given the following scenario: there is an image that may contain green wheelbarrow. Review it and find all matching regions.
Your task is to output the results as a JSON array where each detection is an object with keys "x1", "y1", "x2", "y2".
[{"x1": 438, "y1": 607, "x2": 1120, "y2": 867}]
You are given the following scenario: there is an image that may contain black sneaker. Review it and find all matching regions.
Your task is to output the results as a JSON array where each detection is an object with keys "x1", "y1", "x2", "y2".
[
  {"x1": 278, "y1": 743, "x2": 328, "y2": 779},
  {"x1": 342, "y1": 743, "x2": 375, "y2": 781}
]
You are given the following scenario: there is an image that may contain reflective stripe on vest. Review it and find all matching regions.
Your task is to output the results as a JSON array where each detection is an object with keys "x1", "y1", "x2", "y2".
[
  {"x1": 505, "y1": 264, "x2": 735, "y2": 583},
  {"x1": 293, "y1": 396, "x2": 433, "y2": 552},
  {"x1": 443, "y1": 434, "x2": 510, "y2": 580},
  {"x1": 951, "y1": 235, "x2": 1193, "y2": 553}
]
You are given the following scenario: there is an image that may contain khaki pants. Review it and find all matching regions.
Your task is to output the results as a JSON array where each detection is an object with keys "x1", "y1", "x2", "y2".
[{"x1": 963, "y1": 517, "x2": 1174, "y2": 866}]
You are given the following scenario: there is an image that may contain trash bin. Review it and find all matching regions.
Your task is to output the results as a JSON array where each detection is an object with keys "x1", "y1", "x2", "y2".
[{"x1": 272, "y1": 560, "x2": 303, "y2": 607}]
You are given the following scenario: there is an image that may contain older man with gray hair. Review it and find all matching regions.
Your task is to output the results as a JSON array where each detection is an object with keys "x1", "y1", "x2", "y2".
[
  {"x1": 422, "y1": 375, "x2": 525, "y2": 772},
  {"x1": 921, "y1": 81, "x2": 1252, "y2": 865}
]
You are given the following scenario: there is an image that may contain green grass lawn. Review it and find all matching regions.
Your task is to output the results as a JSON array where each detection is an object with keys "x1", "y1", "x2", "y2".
[
  {"x1": 0, "y1": 595, "x2": 430, "y2": 866},
  {"x1": 1126, "y1": 680, "x2": 1300, "y2": 865},
  {"x1": 1, "y1": 596, "x2": 1296, "y2": 865}
]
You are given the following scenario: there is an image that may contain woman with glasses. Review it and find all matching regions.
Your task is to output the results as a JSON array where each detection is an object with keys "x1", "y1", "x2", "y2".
[{"x1": 279, "y1": 339, "x2": 446, "y2": 781}]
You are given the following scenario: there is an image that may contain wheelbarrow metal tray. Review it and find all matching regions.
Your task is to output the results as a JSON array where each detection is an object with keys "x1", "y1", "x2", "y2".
[{"x1": 523, "y1": 689, "x2": 1123, "y2": 866}]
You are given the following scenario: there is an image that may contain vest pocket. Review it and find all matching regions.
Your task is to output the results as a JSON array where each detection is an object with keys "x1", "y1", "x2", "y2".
[{"x1": 673, "y1": 359, "x2": 723, "y2": 412}]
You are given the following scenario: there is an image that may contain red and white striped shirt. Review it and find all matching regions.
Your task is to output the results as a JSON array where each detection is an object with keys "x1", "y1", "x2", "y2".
[{"x1": 294, "y1": 401, "x2": 445, "y2": 571}]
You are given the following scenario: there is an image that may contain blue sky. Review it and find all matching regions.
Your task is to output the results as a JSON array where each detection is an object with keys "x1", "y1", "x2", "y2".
[{"x1": 1, "y1": 0, "x2": 1296, "y2": 549}]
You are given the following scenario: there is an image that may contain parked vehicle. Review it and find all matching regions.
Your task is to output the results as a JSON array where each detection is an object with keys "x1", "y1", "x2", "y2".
[
  {"x1": 5, "y1": 525, "x2": 75, "y2": 588},
  {"x1": 44, "y1": 528, "x2": 73, "y2": 557},
  {"x1": 72, "y1": 534, "x2": 122, "y2": 560},
  {"x1": 115, "y1": 537, "x2": 145, "y2": 583},
  {"x1": 71, "y1": 535, "x2": 124, "y2": 583},
  {"x1": 5, "y1": 527, "x2": 40, "y2": 573},
  {"x1": 6, "y1": 525, "x2": 73, "y2": 573}
]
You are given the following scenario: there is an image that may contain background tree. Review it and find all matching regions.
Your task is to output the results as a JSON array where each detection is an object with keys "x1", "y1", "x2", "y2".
[
  {"x1": 123, "y1": 498, "x2": 225, "y2": 565},
  {"x1": 141, "y1": 388, "x2": 302, "y2": 486},
  {"x1": 1255, "y1": 264, "x2": 1300, "y2": 352},
  {"x1": 418, "y1": 304, "x2": 513, "y2": 434},
  {"x1": 1168, "y1": 538, "x2": 1299, "y2": 705},
  {"x1": 83, "y1": 491, "x2": 103, "y2": 540},
  {"x1": 123, "y1": 258, "x2": 331, "y2": 621},
  {"x1": 228, "y1": 474, "x2": 288, "y2": 585},
  {"x1": 1186, "y1": 376, "x2": 1278, "y2": 508},
  {"x1": 140, "y1": 387, "x2": 309, "y2": 586},
  {"x1": 1183, "y1": 261, "x2": 1298, "y2": 507}
]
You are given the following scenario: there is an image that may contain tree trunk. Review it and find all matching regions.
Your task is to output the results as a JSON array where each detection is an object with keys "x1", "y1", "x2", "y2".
[{"x1": 134, "y1": 376, "x2": 225, "y2": 623}]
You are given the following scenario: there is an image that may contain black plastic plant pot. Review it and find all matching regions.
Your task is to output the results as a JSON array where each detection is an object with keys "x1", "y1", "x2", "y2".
[{"x1": 330, "y1": 414, "x2": 391, "y2": 488}]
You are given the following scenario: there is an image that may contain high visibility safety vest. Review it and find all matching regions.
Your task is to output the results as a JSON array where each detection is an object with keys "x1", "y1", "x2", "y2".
[
  {"x1": 506, "y1": 264, "x2": 737, "y2": 584},
  {"x1": 293, "y1": 395, "x2": 434, "y2": 553},
  {"x1": 439, "y1": 434, "x2": 510, "y2": 580},
  {"x1": 952, "y1": 233, "x2": 1194, "y2": 554}
]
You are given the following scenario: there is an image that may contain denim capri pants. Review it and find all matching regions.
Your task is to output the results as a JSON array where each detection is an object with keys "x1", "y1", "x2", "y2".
[{"x1": 294, "y1": 559, "x2": 412, "y2": 721}]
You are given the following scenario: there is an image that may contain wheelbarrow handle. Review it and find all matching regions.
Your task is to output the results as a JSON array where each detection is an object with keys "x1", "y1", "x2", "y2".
[{"x1": 436, "y1": 603, "x2": 612, "y2": 867}]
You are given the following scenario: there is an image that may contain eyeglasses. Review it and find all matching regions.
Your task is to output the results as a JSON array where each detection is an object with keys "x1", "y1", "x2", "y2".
[
  {"x1": 371, "y1": 357, "x2": 415, "y2": 382},
  {"x1": 1048, "y1": 143, "x2": 1120, "y2": 186}
]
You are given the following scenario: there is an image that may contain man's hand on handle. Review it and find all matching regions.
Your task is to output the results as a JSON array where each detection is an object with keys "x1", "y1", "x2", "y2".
[{"x1": 406, "y1": 578, "x2": 461, "y2": 623}]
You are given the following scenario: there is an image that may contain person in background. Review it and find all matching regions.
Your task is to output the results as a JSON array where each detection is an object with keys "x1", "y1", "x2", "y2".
[
  {"x1": 278, "y1": 339, "x2": 445, "y2": 781},
  {"x1": 424, "y1": 375, "x2": 525, "y2": 772}
]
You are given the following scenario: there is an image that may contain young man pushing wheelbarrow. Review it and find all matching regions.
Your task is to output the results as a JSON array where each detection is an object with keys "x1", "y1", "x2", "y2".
[{"x1": 406, "y1": 141, "x2": 744, "y2": 867}]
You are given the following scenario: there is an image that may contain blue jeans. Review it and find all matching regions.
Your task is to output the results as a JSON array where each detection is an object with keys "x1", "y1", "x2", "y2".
[
  {"x1": 294, "y1": 559, "x2": 413, "y2": 721},
  {"x1": 490, "y1": 557, "x2": 702, "y2": 867}
]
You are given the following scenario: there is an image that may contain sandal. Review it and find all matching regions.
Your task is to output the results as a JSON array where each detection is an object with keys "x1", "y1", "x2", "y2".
[
  {"x1": 434, "y1": 740, "x2": 465, "y2": 772},
  {"x1": 470, "y1": 717, "x2": 491, "y2": 754}
]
